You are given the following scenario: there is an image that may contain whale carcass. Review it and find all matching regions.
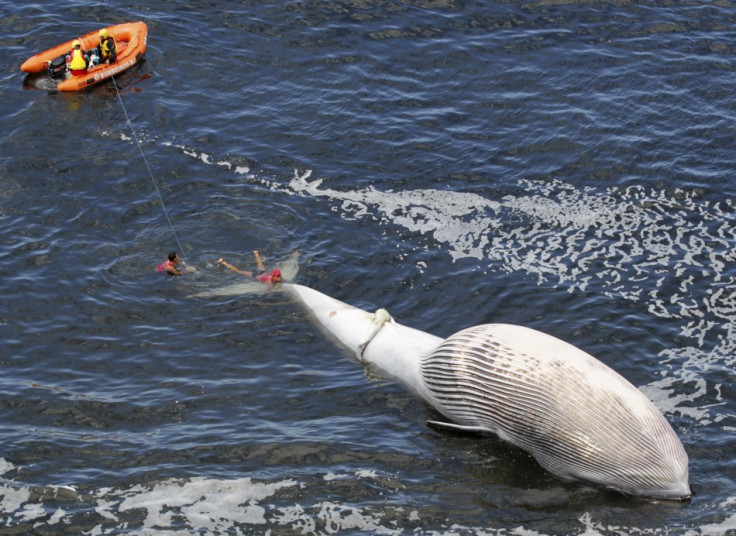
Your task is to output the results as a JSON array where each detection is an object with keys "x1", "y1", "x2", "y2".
[{"x1": 284, "y1": 283, "x2": 691, "y2": 499}]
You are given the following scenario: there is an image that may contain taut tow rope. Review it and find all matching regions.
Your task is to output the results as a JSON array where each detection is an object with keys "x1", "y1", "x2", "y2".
[{"x1": 111, "y1": 74, "x2": 187, "y2": 260}]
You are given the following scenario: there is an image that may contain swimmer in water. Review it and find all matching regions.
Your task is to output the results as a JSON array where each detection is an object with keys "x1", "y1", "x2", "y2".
[{"x1": 218, "y1": 250, "x2": 282, "y2": 283}]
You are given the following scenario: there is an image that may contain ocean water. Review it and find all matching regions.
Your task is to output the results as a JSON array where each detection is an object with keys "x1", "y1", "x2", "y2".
[{"x1": 2, "y1": 1, "x2": 736, "y2": 534}]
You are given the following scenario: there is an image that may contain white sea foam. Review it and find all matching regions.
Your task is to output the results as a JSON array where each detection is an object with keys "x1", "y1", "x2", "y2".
[
  {"x1": 0, "y1": 458, "x2": 14, "y2": 475},
  {"x1": 324, "y1": 469, "x2": 378, "y2": 481},
  {"x1": 161, "y1": 141, "x2": 246, "y2": 173},
  {"x1": 0, "y1": 484, "x2": 30, "y2": 519},
  {"x1": 0, "y1": 464, "x2": 732, "y2": 534},
  {"x1": 698, "y1": 497, "x2": 736, "y2": 536},
  {"x1": 110, "y1": 476, "x2": 295, "y2": 530}
]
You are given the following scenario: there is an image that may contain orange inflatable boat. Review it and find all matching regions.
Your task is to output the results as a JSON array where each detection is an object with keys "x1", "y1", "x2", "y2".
[{"x1": 20, "y1": 21, "x2": 148, "y2": 92}]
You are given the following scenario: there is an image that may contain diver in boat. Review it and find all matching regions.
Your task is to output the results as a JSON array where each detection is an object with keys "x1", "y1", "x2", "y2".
[
  {"x1": 67, "y1": 40, "x2": 89, "y2": 76},
  {"x1": 95, "y1": 29, "x2": 117, "y2": 64}
]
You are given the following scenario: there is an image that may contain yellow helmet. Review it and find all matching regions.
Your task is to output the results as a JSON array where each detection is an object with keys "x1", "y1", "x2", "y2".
[
  {"x1": 99, "y1": 29, "x2": 110, "y2": 38},
  {"x1": 72, "y1": 39, "x2": 81, "y2": 48}
]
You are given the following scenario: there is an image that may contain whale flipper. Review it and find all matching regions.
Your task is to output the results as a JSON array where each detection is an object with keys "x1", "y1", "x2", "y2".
[{"x1": 426, "y1": 420, "x2": 492, "y2": 434}]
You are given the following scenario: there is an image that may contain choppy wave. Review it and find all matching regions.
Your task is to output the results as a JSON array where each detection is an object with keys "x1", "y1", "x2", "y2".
[
  {"x1": 5, "y1": 86, "x2": 736, "y2": 536},
  {"x1": 26, "y1": 127, "x2": 728, "y2": 533},
  {"x1": 6, "y1": 1, "x2": 736, "y2": 533},
  {"x1": 3, "y1": 458, "x2": 734, "y2": 535}
]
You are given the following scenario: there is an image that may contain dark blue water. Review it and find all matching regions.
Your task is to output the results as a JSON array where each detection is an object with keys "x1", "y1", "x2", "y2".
[{"x1": 2, "y1": 1, "x2": 735, "y2": 534}]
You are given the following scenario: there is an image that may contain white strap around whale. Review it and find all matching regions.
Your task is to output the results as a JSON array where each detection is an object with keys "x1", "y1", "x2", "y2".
[{"x1": 357, "y1": 308, "x2": 392, "y2": 358}]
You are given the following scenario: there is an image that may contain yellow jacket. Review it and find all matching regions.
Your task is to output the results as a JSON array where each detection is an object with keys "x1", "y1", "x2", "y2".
[
  {"x1": 69, "y1": 47, "x2": 87, "y2": 70},
  {"x1": 100, "y1": 36, "x2": 116, "y2": 61}
]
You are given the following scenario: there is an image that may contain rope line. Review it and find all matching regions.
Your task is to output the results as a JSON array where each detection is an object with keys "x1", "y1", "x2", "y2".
[{"x1": 111, "y1": 74, "x2": 187, "y2": 261}]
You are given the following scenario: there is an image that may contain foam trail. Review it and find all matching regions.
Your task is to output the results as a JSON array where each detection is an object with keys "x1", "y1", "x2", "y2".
[{"x1": 167, "y1": 143, "x2": 734, "y2": 426}]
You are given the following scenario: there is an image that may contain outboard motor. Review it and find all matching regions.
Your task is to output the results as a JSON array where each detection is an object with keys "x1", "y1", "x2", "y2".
[{"x1": 47, "y1": 54, "x2": 67, "y2": 78}]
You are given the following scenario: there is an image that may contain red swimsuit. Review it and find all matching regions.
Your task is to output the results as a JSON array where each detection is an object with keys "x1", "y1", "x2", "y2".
[
  {"x1": 156, "y1": 260, "x2": 175, "y2": 273},
  {"x1": 258, "y1": 269, "x2": 281, "y2": 283}
]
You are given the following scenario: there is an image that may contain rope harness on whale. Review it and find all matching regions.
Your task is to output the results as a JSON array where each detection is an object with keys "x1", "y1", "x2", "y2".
[{"x1": 357, "y1": 308, "x2": 392, "y2": 359}]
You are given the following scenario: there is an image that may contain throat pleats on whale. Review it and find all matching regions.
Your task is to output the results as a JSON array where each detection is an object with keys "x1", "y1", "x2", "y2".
[{"x1": 420, "y1": 324, "x2": 690, "y2": 499}]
